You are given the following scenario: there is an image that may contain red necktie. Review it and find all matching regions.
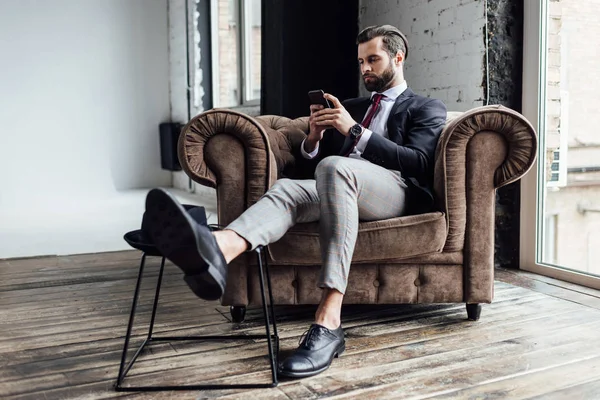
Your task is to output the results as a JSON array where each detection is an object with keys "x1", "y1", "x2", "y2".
[{"x1": 361, "y1": 93, "x2": 384, "y2": 129}]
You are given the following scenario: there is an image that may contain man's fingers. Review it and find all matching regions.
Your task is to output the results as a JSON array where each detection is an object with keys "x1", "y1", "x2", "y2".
[
  {"x1": 324, "y1": 93, "x2": 342, "y2": 108},
  {"x1": 315, "y1": 118, "x2": 337, "y2": 126},
  {"x1": 314, "y1": 111, "x2": 340, "y2": 121},
  {"x1": 313, "y1": 108, "x2": 338, "y2": 118},
  {"x1": 310, "y1": 104, "x2": 324, "y2": 113}
]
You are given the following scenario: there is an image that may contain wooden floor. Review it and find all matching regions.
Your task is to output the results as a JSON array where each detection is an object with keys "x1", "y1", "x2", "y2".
[{"x1": 2, "y1": 252, "x2": 600, "y2": 400}]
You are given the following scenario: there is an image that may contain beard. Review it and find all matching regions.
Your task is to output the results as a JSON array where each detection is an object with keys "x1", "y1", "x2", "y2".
[{"x1": 362, "y1": 60, "x2": 396, "y2": 93}]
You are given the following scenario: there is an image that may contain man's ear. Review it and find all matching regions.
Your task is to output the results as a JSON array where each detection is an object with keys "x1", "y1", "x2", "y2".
[{"x1": 395, "y1": 51, "x2": 405, "y2": 65}]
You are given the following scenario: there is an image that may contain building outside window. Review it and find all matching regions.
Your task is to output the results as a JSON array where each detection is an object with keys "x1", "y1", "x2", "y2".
[
  {"x1": 541, "y1": 0, "x2": 600, "y2": 276},
  {"x1": 212, "y1": 0, "x2": 261, "y2": 108},
  {"x1": 522, "y1": 0, "x2": 600, "y2": 288}
]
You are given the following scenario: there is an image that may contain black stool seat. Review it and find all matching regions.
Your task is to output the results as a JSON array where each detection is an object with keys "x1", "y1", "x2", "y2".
[
  {"x1": 123, "y1": 204, "x2": 207, "y2": 257},
  {"x1": 123, "y1": 230, "x2": 161, "y2": 257}
]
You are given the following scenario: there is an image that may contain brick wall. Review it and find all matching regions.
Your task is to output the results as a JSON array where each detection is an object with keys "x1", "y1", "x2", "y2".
[
  {"x1": 217, "y1": 0, "x2": 239, "y2": 107},
  {"x1": 358, "y1": 0, "x2": 486, "y2": 111}
]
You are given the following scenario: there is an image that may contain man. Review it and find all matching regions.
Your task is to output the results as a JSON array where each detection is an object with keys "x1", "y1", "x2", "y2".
[{"x1": 144, "y1": 24, "x2": 447, "y2": 378}]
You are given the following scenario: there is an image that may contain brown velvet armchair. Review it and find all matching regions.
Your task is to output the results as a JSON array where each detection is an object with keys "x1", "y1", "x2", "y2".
[{"x1": 177, "y1": 105, "x2": 537, "y2": 322}]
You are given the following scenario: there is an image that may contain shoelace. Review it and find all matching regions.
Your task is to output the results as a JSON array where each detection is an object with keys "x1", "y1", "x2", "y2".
[{"x1": 298, "y1": 326, "x2": 323, "y2": 348}]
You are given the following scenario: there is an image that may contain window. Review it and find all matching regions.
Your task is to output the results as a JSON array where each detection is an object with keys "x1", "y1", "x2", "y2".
[
  {"x1": 211, "y1": 0, "x2": 261, "y2": 108},
  {"x1": 521, "y1": 0, "x2": 600, "y2": 290}
]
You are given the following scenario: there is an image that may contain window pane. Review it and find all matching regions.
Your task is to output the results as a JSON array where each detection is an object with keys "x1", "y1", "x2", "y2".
[
  {"x1": 217, "y1": 0, "x2": 240, "y2": 107},
  {"x1": 539, "y1": 0, "x2": 600, "y2": 275},
  {"x1": 243, "y1": 0, "x2": 261, "y2": 102}
]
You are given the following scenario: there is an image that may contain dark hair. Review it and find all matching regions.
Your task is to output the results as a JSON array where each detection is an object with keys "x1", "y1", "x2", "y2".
[{"x1": 356, "y1": 25, "x2": 409, "y2": 60}]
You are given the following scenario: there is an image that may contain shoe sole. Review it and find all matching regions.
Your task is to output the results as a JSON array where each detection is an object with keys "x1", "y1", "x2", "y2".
[
  {"x1": 278, "y1": 342, "x2": 346, "y2": 379},
  {"x1": 145, "y1": 188, "x2": 226, "y2": 301}
]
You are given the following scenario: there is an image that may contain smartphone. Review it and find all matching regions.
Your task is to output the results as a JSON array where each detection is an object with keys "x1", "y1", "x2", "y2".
[{"x1": 308, "y1": 89, "x2": 332, "y2": 108}]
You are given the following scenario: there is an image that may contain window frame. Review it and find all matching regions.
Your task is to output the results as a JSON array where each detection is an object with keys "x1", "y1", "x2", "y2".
[
  {"x1": 520, "y1": 0, "x2": 600, "y2": 289},
  {"x1": 210, "y1": 0, "x2": 260, "y2": 108}
]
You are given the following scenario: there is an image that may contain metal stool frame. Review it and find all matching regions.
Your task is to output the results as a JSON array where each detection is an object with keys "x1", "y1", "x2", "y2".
[{"x1": 115, "y1": 246, "x2": 279, "y2": 391}]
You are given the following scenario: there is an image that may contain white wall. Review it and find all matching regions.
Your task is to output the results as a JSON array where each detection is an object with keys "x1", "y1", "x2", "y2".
[
  {"x1": 359, "y1": 0, "x2": 486, "y2": 111},
  {"x1": 0, "y1": 0, "x2": 171, "y2": 204},
  {"x1": 0, "y1": 0, "x2": 174, "y2": 257}
]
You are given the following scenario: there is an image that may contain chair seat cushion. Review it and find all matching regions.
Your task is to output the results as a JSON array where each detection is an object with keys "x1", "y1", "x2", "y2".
[{"x1": 266, "y1": 212, "x2": 447, "y2": 265}]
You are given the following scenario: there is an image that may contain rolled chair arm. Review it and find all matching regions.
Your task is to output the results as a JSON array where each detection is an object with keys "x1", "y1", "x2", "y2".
[
  {"x1": 436, "y1": 105, "x2": 537, "y2": 191},
  {"x1": 178, "y1": 109, "x2": 278, "y2": 306},
  {"x1": 433, "y1": 105, "x2": 537, "y2": 303},
  {"x1": 178, "y1": 109, "x2": 276, "y2": 205},
  {"x1": 434, "y1": 105, "x2": 538, "y2": 250}
]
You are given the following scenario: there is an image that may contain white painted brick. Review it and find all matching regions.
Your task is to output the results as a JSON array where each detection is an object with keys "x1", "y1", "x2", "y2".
[
  {"x1": 458, "y1": 54, "x2": 483, "y2": 71},
  {"x1": 438, "y1": 8, "x2": 455, "y2": 29},
  {"x1": 439, "y1": 43, "x2": 456, "y2": 59},
  {"x1": 421, "y1": 43, "x2": 441, "y2": 62},
  {"x1": 426, "y1": 0, "x2": 459, "y2": 14},
  {"x1": 435, "y1": 24, "x2": 464, "y2": 44},
  {"x1": 455, "y1": 0, "x2": 485, "y2": 23},
  {"x1": 465, "y1": 17, "x2": 486, "y2": 38},
  {"x1": 455, "y1": 36, "x2": 484, "y2": 56},
  {"x1": 359, "y1": 0, "x2": 483, "y2": 111},
  {"x1": 420, "y1": 13, "x2": 440, "y2": 32}
]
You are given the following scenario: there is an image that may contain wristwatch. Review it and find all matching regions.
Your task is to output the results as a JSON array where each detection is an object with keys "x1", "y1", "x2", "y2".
[{"x1": 348, "y1": 123, "x2": 364, "y2": 140}]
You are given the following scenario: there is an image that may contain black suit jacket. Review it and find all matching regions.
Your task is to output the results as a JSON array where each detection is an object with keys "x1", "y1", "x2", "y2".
[{"x1": 294, "y1": 88, "x2": 447, "y2": 215}]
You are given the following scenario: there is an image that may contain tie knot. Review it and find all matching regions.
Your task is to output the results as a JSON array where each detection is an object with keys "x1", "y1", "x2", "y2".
[{"x1": 372, "y1": 93, "x2": 384, "y2": 105}]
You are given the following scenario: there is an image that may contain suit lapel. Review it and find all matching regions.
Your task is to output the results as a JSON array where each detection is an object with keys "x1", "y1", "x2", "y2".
[{"x1": 386, "y1": 88, "x2": 415, "y2": 140}]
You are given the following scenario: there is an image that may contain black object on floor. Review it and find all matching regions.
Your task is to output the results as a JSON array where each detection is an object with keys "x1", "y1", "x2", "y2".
[{"x1": 116, "y1": 239, "x2": 279, "y2": 391}]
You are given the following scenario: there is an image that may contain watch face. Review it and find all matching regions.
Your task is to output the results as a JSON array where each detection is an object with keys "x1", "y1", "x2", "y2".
[{"x1": 350, "y1": 124, "x2": 362, "y2": 138}]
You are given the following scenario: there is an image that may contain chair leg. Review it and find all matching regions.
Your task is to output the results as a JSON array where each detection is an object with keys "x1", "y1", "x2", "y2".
[
  {"x1": 466, "y1": 303, "x2": 482, "y2": 321},
  {"x1": 230, "y1": 306, "x2": 247, "y2": 323}
]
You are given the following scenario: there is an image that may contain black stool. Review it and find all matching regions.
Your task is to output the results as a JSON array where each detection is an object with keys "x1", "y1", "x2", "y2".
[{"x1": 115, "y1": 227, "x2": 279, "y2": 391}]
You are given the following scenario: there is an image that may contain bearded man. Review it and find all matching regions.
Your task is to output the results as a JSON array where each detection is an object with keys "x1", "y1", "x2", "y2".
[{"x1": 144, "y1": 24, "x2": 447, "y2": 378}]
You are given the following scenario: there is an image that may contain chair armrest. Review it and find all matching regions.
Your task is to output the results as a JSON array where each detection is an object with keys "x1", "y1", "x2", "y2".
[
  {"x1": 434, "y1": 105, "x2": 538, "y2": 250},
  {"x1": 433, "y1": 105, "x2": 537, "y2": 303},
  {"x1": 178, "y1": 109, "x2": 277, "y2": 306},
  {"x1": 436, "y1": 105, "x2": 537, "y2": 190},
  {"x1": 178, "y1": 109, "x2": 277, "y2": 206}
]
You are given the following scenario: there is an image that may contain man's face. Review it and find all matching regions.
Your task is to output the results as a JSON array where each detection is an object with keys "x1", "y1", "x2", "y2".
[{"x1": 358, "y1": 37, "x2": 398, "y2": 93}]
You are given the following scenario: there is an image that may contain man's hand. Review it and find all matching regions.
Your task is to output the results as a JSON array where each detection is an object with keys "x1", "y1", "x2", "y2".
[
  {"x1": 305, "y1": 104, "x2": 330, "y2": 153},
  {"x1": 312, "y1": 94, "x2": 357, "y2": 136}
]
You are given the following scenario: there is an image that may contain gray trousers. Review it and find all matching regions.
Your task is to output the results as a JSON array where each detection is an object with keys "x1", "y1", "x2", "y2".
[{"x1": 227, "y1": 156, "x2": 408, "y2": 294}]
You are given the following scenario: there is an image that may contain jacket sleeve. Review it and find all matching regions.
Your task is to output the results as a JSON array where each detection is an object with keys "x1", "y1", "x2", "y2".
[{"x1": 360, "y1": 99, "x2": 447, "y2": 179}]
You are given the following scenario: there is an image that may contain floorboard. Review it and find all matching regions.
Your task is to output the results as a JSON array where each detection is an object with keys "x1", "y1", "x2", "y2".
[{"x1": 2, "y1": 252, "x2": 600, "y2": 399}]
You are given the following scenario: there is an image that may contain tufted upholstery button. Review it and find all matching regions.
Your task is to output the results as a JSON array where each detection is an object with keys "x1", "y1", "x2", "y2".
[
  {"x1": 291, "y1": 279, "x2": 298, "y2": 288},
  {"x1": 373, "y1": 279, "x2": 380, "y2": 287},
  {"x1": 414, "y1": 278, "x2": 421, "y2": 287}
]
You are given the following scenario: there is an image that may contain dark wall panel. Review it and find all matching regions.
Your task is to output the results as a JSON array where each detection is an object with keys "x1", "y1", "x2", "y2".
[
  {"x1": 262, "y1": 0, "x2": 359, "y2": 118},
  {"x1": 486, "y1": 0, "x2": 524, "y2": 269}
]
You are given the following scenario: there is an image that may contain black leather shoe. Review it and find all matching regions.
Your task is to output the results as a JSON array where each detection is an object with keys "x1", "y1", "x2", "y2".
[
  {"x1": 144, "y1": 188, "x2": 227, "y2": 301},
  {"x1": 279, "y1": 324, "x2": 345, "y2": 378}
]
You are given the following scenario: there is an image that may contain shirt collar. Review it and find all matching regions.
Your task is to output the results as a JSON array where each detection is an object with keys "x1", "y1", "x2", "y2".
[{"x1": 370, "y1": 81, "x2": 408, "y2": 101}]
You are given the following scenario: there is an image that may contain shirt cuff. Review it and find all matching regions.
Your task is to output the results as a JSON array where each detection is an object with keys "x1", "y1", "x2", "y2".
[
  {"x1": 301, "y1": 138, "x2": 320, "y2": 159},
  {"x1": 355, "y1": 129, "x2": 373, "y2": 153}
]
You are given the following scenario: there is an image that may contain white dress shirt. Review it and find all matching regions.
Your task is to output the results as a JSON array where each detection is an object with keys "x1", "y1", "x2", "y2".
[{"x1": 301, "y1": 81, "x2": 408, "y2": 160}]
